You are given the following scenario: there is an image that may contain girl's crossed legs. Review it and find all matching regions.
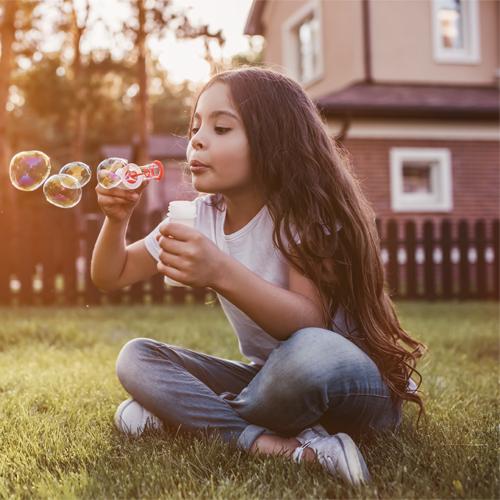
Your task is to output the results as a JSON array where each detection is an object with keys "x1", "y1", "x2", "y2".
[{"x1": 115, "y1": 327, "x2": 401, "y2": 453}]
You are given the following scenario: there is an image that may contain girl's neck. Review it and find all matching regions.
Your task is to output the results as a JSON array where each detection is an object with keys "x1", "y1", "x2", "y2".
[{"x1": 223, "y1": 191, "x2": 266, "y2": 234}]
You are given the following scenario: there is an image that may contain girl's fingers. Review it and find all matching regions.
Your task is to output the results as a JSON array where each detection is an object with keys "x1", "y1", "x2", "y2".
[
  {"x1": 98, "y1": 195, "x2": 134, "y2": 206},
  {"x1": 159, "y1": 250, "x2": 184, "y2": 268},
  {"x1": 157, "y1": 261, "x2": 183, "y2": 279},
  {"x1": 95, "y1": 185, "x2": 138, "y2": 200},
  {"x1": 158, "y1": 236, "x2": 183, "y2": 255},
  {"x1": 97, "y1": 190, "x2": 139, "y2": 203}
]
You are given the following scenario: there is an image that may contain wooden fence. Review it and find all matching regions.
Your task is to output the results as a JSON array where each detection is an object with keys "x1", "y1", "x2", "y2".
[{"x1": 0, "y1": 205, "x2": 498, "y2": 305}]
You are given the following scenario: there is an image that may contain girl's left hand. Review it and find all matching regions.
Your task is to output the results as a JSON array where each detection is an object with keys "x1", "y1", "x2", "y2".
[{"x1": 156, "y1": 222, "x2": 227, "y2": 288}]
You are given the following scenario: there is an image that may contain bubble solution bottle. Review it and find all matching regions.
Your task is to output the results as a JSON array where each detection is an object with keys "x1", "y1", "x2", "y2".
[{"x1": 164, "y1": 200, "x2": 197, "y2": 287}]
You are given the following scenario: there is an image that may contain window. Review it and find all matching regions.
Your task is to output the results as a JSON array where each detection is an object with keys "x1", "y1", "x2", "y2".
[
  {"x1": 390, "y1": 148, "x2": 453, "y2": 212},
  {"x1": 431, "y1": 0, "x2": 480, "y2": 64},
  {"x1": 282, "y1": 0, "x2": 324, "y2": 86}
]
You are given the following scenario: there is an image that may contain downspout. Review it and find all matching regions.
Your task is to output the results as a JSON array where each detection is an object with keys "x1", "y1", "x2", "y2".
[
  {"x1": 337, "y1": 0, "x2": 372, "y2": 143},
  {"x1": 362, "y1": 0, "x2": 373, "y2": 84}
]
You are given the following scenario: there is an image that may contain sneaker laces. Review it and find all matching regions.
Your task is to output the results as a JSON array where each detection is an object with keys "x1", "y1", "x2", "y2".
[{"x1": 292, "y1": 436, "x2": 323, "y2": 464}]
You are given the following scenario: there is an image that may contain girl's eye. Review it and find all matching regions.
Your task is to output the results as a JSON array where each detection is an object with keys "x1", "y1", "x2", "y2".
[{"x1": 190, "y1": 126, "x2": 231, "y2": 136}]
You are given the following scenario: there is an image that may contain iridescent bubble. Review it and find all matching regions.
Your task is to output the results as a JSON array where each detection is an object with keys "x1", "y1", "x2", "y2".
[
  {"x1": 9, "y1": 150, "x2": 51, "y2": 191},
  {"x1": 97, "y1": 157, "x2": 128, "y2": 189},
  {"x1": 43, "y1": 174, "x2": 82, "y2": 208},
  {"x1": 59, "y1": 161, "x2": 91, "y2": 188}
]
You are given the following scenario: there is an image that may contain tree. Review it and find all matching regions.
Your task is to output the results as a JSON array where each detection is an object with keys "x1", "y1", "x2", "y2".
[
  {"x1": 0, "y1": 0, "x2": 16, "y2": 180},
  {"x1": 118, "y1": 0, "x2": 225, "y2": 164},
  {"x1": 0, "y1": 0, "x2": 41, "y2": 207},
  {"x1": 64, "y1": 0, "x2": 91, "y2": 160}
]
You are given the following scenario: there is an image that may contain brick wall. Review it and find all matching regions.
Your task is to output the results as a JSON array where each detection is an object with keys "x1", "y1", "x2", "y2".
[{"x1": 342, "y1": 138, "x2": 499, "y2": 236}]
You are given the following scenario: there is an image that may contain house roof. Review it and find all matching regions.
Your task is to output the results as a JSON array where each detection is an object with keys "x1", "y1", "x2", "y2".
[
  {"x1": 101, "y1": 134, "x2": 188, "y2": 161},
  {"x1": 244, "y1": 0, "x2": 267, "y2": 35},
  {"x1": 315, "y1": 82, "x2": 500, "y2": 120}
]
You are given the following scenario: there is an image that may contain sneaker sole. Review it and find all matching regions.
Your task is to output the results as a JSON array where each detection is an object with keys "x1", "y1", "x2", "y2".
[
  {"x1": 114, "y1": 398, "x2": 136, "y2": 434},
  {"x1": 333, "y1": 433, "x2": 372, "y2": 485}
]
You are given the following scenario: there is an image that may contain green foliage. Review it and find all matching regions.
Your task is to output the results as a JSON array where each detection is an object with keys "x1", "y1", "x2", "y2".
[
  {"x1": 9, "y1": 52, "x2": 192, "y2": 168},
  {"x1": 0, "y1": 301, "x2": 497, "y2": 498},
  {"x1": 229, "y1": 47, "x2": 264, "y2": 68}
]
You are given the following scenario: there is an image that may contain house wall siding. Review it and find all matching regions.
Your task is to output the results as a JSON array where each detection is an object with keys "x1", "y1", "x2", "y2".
[
  {"x1": 261, "y1": 0, "x2": 365, "y2": 96},
  {"x1": 372, "y1": 0, "x2": 499, "y2": 85},
  {"x1": 260, "y1": 0, "x2": 499, "y2": 96}
]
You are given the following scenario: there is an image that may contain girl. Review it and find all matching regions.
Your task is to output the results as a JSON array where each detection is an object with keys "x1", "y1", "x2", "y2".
[{"x1": 91, "y1": 66, "x2": 426, "y2": 486}]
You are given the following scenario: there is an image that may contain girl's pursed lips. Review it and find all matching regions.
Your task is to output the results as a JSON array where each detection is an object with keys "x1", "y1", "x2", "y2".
[{"x1": 190, "y1": 159, "x2": 211, "y2": 168}]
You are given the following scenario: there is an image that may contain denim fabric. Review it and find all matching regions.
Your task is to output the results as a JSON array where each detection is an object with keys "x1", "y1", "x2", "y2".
[{"x1": 115, "y1": 327, "x2": 402, "y2": 451}]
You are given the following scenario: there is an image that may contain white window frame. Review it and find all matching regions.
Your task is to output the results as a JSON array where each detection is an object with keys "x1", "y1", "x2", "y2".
[
  {"x1": 390, "y1": 148, "x2": 453, "y2": 213},
  {"x1": 431, "y1": 0, "x2": 481, "y2": 64},
  {"x1": 282, "y1": 0, "x2": 324, "y2": 87}
]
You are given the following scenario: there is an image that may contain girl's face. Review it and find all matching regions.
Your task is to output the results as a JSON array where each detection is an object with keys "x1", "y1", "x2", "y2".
[{"x1": 186, "y1": 82, "x2": 253, "y2": 196}]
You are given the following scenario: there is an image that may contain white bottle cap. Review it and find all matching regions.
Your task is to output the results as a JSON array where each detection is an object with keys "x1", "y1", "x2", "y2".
[{"x1": 168, "y1": 200, "x2": 196, "y2": 219}]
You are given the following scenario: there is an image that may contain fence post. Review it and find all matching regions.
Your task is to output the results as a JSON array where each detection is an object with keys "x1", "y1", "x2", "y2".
[
  {"x1": 62, "y1": 214, "x2": 79, "y2": 305},
  {"x1": 404, "y1": 220, "x2": 417, "y2": 299},
  {"x1": 148, "y1": 210, "x2": 164, "y2": 303},
  {"x1": 458, "y1": 220, "x2": 470, "y2": 300},
  {"x1": 423, "y1": 220, "x2": 435, "y2": 301},
  {"x1": 493, "y1": 220, "x2": 499, "y2": 300},
  {"x1": 128, "y1": 215, "x2": 144, "y2": 304},
  {"x1": 475, "y1": 220, "x2": 487, "y2": 299},
  {"x1": 41, "y1": 210, "x2": 57, "y2": 306},
  {"x1": 17, "y1": 205, "x2": 35, "y2": 306},
  {"x1": 85, "y1": 217, "x2": 102, "y2": 305},
  {"x1": 0, "y1": 203, "x2": 11, "y2": 305},
  {"x1": 441, "y1": 220, "x2": 453, "y2": 299},
  {"x1": 386, "y1": 219, "x2": 399, "y2": 297}
]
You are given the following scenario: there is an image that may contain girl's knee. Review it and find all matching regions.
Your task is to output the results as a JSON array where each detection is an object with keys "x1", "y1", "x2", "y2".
[
  {"x1": 271, "y1": 327, "x2": 382, "y2": 392},
  {"x1": 115, "y1": 337, "x2": 156, "y2": 388},
  {"x1": 280, "y1": 327, "x2": 365, "y2": 372}
]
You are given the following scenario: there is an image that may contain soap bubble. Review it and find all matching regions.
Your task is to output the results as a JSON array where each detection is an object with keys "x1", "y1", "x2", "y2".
[
  {"x1": 43, "y1": 174, "x2": 82, "y2": 208},
  {"x1": 9, "y1": 150, "x2": 51, "y2": 191},
  {"x1": 59, "y1": 161, "x2": 91, "y2": 187},
  {"x1": 97, "y1": 157, "x2": 128, "y2": 189}
]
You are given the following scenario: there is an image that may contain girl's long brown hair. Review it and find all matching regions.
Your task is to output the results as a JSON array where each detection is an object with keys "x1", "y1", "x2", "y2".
[{"x1": 186, "y1": 66, "x2": 427, "y2": 425}]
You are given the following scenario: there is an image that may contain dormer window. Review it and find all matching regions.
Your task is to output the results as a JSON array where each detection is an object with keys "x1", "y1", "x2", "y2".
[{"x1": 432, "y1": 0, "x2": 480, "y2": 64}]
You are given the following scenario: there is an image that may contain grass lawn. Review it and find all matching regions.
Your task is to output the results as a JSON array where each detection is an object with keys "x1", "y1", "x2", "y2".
[{"x1": 0, "y1": 301, "x2": 498, "y2": 499}]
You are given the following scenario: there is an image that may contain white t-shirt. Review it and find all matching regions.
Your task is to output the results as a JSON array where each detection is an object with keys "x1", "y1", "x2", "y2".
[{"x1": 143, "y1": 193, "x2": 359, "y2": 366}]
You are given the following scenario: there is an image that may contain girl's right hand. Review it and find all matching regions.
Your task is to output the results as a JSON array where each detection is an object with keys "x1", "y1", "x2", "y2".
[{"x1": 95, "y1": 182, "x2": 148, "y2": 223}]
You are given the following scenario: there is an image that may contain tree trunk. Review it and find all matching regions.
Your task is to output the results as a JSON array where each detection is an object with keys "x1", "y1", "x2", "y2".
[
  {"x1": 136, "y1": 0, "x2": 150, "y2": 166},
  {"x1": 0, "y1": 0, "x2": 17, "y2": 202},
  {"x1": 70, "y1": 0, "x2": 88, "y2": 162}
]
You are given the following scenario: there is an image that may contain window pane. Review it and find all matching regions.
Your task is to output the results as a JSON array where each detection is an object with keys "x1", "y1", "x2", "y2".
[
  {"x1": 402, "y1": 163, "x2": 433, "y2": 193},
  {"x1": 298, "y1": 15, "x2": 317, "y2": 82},
  {"x1": 437, "y1": 0, "x2": 465, "y2": 49}
]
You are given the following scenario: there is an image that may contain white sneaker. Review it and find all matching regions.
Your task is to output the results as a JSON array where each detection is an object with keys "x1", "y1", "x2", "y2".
[
  {"x1": 114, "y1": 398, "x2": 164, "y2": 436},
  {"x1": 292, "y1": 432, "x2": 371, "y2": 486},
  {"x1": 295, "y1": 423, "x2": 330, "y2": 445}
]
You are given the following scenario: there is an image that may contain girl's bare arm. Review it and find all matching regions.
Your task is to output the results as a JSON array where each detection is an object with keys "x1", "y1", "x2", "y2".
[
  {"x1": 212, "y1": 255, "x2": 327, "y2": 341},
  {"x1": 91, "y1": 218, "x2": 157, "y2": 291},
  {"x1": 91, "y1": 183, "x2": 157, "y2": 291}
]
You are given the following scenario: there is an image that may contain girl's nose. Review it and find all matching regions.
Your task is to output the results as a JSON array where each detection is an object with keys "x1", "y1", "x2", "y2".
[{"x1": 192, "y1": 135, "x2": 205, "y2": 150}]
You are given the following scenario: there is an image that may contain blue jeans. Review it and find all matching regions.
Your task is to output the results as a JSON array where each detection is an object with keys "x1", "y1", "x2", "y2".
[{"x1": 115, "y1": 327, "x2": 402, "y2": 451}]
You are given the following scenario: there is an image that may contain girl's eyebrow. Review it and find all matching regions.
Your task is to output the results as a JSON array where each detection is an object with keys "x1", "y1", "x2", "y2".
[{"x1": 193, "y1": 110, "x2": 239, "y2": 122}]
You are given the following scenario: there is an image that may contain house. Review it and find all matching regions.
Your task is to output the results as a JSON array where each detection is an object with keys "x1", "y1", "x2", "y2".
[{"x1": 244, "y1": 0, "x2": 499, "y2": 233}]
